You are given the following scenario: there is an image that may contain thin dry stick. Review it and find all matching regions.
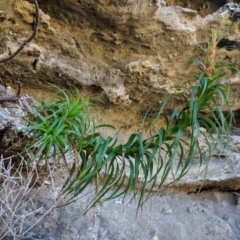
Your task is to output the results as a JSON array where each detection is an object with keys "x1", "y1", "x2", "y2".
[
  {"x1": 0, "y1": 95, "x2": 30, "y2": 103},
  {"x1": 15, "y1": 79, "x2": 22, "y2": 97},
  {"x1": 0, "y1": 0, "x2": 40, "y2": 63}
]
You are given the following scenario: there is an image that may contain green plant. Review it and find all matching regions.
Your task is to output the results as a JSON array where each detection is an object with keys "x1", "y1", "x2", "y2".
[
  {"x1": 24, "y1": 86, "x2": 93, "y2": 170},
  {"x1": 24, "y1": 30, "x2": 235, "y2": 212}
]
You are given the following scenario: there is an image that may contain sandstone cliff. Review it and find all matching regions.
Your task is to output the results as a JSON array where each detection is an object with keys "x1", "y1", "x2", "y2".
[{"x1": 1, "y1": 0, "x2": 240, "y2": 119}]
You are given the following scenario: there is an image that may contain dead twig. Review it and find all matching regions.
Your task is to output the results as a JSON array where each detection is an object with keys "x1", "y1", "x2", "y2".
[
  {"x1": 15, "y1": 79, "x2": 22, "y2": 97},
  {"x1": 0, "y1": 0, "x2": 40, "y2": 63},
  {"x1": 0, "y1": 95, "x2": 32, "y2": 103},
  {"x1": 0, "y1": 155, "x2": 59, "y2": 239},
  {"x1": 0, "y1": 77, "x2": 7, "y2": 89}
]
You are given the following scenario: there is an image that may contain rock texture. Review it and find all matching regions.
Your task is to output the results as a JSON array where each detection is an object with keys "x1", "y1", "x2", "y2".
[
  {"x1": 2, "y1": 0, "x2": 240, "y2": 239},
  {"x1": 2, "y1": 160, "x2": 240, "y2": 240},
  {"x1": 1, "y1": 0, "x2": 240, "y2": 114},
  {"x1": 20, "y1": 187, "x2": 240, "y2": 240}
]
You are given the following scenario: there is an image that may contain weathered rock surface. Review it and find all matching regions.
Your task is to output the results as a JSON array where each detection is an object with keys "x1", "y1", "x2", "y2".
[
  {"x1": 1, "y1": 0, "x2": 240, "y2": 114},
  {"x1": 1, "y1": 0, "x2": 240, "y2": 239},
  {"x1": 21, "y1": 187, "x2": 240, "y2": 240},
  {"x1": 1, "y1": 121, "x2": 240, "y2": 240}
]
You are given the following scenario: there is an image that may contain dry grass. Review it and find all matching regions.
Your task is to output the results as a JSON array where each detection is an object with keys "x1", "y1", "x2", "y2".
[{"x1": 0, "y1": 155, "x2": 60, "y2": 239}]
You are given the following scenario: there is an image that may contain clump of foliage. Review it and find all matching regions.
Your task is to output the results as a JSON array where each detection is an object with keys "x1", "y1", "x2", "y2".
[
  {"x1": 24, "y1": 30, "x2": 234, "y2": 211},
  {"x1": 24, "y1": 87, "x2": 92, "y2": 170}
]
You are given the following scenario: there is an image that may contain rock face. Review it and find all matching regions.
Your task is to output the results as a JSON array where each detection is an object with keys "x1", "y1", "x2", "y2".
[
  {"x1": 2, "y1": 161, "x2": 240, "y2": 240},
  {"x1": 2, "y1": 0, "x2": 240, "y2": 239},
  {"x1": 1, "y1": 0, "x2": 240, "y2": 114},
  {"x1": 19, "y1": 187, "x2": 240, "y2": 240}
]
